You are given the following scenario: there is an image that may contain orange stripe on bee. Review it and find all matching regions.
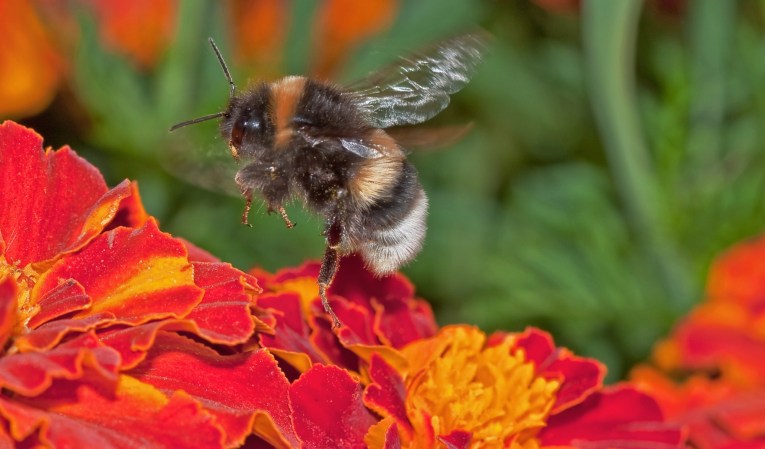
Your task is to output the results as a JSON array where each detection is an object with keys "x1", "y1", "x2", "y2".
[{"x1": 271, "y1": 76, "x2": 307, "y2": 148}]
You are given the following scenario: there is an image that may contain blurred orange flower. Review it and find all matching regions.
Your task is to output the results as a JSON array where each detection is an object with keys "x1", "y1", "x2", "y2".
[
  {"x1": 0, "y1": 0, "x2": 65, "y2": 118},
  {"x1": 84, "y1": 0, "x2": 178, "y2": 70},
  {"x1": 311, "y1": 0, "x2": 398, "y2": 79},
  {"x1": 632, "y1": 234, "x2": 765, "y2": 448}
]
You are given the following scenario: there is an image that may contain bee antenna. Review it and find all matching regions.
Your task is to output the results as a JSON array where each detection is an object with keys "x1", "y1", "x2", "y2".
[
  {"x1": 168, "y1": 38, "x2": 236, "y2": 132},
  {"x1": 208, "y1": 37, "x2": 236, "y2": 98},
  {"x1": 169, "y1": 112, "x2": 226, "y2": 132}
]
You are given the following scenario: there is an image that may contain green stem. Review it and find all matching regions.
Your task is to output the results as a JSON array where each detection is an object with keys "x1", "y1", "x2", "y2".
[
  {"x1": 686, "y1": 0, "x2": 734, "y2": 171},
  {"x1": 582, "y1": 0, "x2": 695, "y2": 310}
]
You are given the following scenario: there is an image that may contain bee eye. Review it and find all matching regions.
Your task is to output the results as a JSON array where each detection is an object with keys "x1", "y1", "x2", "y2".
[{"x1": 230, "y1": 115, "x2": 262, "y2": 148}]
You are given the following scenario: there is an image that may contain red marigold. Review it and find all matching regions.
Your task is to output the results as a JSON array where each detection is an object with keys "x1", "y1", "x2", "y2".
[
  {"x1": 1, "y1": 120, "x2": 684, "y2": 448},
  {"x1": 632, "y1": 234, "x2": 765, "y2": 448},
  {"x1": 0, "y1": 121, "x2": 276, "y2": 448}
]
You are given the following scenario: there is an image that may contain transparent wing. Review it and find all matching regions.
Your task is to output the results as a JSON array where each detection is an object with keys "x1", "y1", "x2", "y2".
[
  {"x1": 347, "y1": 32, "x2": 488, "y2": 129},
  {"x1": 160, "y1": 136, "x2": 242, "y2": 196}
]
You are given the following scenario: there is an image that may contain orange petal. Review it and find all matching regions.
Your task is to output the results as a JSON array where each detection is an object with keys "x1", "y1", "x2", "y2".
[
  {"x1": 4, "y1": 375, "x2": 224, "y2": 448},
  {"x1": 0, "y1": 121, "x2": 132, "y2": 268},
  {"x1": 226, "y1": 0, "x2": 289, "y2": 76},
  {"x1": 0, "y1": 332, "x2": 119, "y2": 397},
  {"x1": 0, "y1": 0, "x2": 64, "y2": 117},
  {"x1": 129, "y1": 332, "x2": 299, "y2": 448},
  {"x1": 30, "y1": 219, "x2": 203, "y2": 325},
  {"x1": 311, "y1": 0, "x2": 399, "y2": 78},
  {"x1": 84, "y1": 0, "x2": 177, "y2": 70}
]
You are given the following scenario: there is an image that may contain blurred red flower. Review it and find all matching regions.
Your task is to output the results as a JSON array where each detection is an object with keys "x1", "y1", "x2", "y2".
[{"x1": 632, "y1": 235, "x2": 765, "y2": 448}]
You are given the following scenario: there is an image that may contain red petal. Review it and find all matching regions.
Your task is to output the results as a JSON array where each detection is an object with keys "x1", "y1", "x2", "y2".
[
  {"x1": 673, "y1": 313, "x2": 765, "y2": 377},
  {"x1": 129, "y1": 332, "x2": 299, "y2": 448},
  {"x1": 31, "y1": 219, "x2": 203, "y2": 325},
  {"x1": 329, "y1": 254, "x2": 414, "y2": 312},
  {"x1": 181, "y1": 238, "x2": 220, "y2": 263},
  {"x1": 372, "y1": 296, "x2": 437, "y2": 348},
  {"x1": 290, "y1": 364, "x2": 378, "y2": 449},
  {"x1": 0, "y1": 276, "x2": 19, "y2": 349},
  {"x1": 363, "y1": 354, "x2": 412, "y2": 439},
  {"x1": 26, "y1": 278, "x2": 90, "y2": 329},
  {"x1": 0, "y1": 121, "x2": 132, "y2": 266},
  {"x1": 107, "y1": 181, "x2": 149, "y2": 230},
  {"x1": 258, "y1": 292, "x2": 330, "y2": 371},
  {"x1": 707, "y1": 234, "x2": 765, "y2": 312},
  {"x1": 514, "y1": 328, "x2": 605, "y2": 413},
  {"x1": 309, "y1": 315, "x2": 361, "y2": 370},
  {"x1": 16, "y1": 313, "x2": 115, "y2": 351},
  {"x1": 539, "y1": 386, "x2": 685, "y2": 448},
  {"x1": 5, "y1": 376, "x2": 224, "y2": 449},
  {"x1": 186, "y1": 261, "x2": 261, "y2": 345},
  {"x1": 0, "y1": 333, "x2": 119, "y2": 396},
  {"x1": 438, "y1": 430, "x2": 472, "y2": 449},
  {"x1": 97, "y1": 321, "x2": 199, "y2": 369},
  {"x1": 258, "y1": 261, "x2": 320, "y2": 289}
]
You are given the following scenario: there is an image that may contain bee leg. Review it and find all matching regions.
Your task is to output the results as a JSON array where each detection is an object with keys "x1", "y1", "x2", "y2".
[
  {"x1": 241, "y1": 190, "x2": 253, "y2": 227},
  {"x1": 266, "y1": 204, "x2": 297, "y2": 228},
  {"x1": 276, "y1": 206, "x2": 297, "y2": 228},
  {"x1": 318, "y1": 217, "x2": 343, "y2": 328}
]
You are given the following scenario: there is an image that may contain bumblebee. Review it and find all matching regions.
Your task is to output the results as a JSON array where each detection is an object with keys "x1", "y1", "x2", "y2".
[{"x1": 171, "y1": 34, "x2": 486, "y2": 327}]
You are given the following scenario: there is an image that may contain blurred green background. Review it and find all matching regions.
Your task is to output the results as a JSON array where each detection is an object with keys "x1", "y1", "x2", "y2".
[{"x1": 7, "y1": 0, "x2": 765, "y2": 380}]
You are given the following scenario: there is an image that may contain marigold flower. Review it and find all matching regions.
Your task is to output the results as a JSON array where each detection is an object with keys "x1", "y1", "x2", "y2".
[
  {"x1": 631, "y1": 234, "x2": 765, "y2": 448},
  {"x1": 364, "y1": 326, "x2": 683, "y2": 449},
  {"x1": 0, "y1": 0, "x2": 65, "y2": 118},
  {"x1": 0, "y1": 120, "x2": 282, "y2": 448},
  {"x1": 1, "y1": 120, "x2": 684, "y2": 448},
  {"x1": 82, "y1": 0, "x2": 178, "y2": 70}
]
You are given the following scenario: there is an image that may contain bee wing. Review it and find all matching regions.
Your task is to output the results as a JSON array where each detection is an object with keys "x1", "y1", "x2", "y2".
[
  {"x1": 160, "y1": 137, "x2": 242, "y2": 196},
  {"x1": 347, "y1": 33, "x2": 488, "y2": 129},
  {"x1": 386, "y1": 123, "x2": 474, "y2": 152}
]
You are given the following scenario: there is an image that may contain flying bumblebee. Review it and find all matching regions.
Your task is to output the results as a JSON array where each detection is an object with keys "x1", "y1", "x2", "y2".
[{"x1": 171, "y1": 34, "x2": 486, "y2": 328}]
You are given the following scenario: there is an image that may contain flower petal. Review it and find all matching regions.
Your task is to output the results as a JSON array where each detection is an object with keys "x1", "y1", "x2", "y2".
[
  {"x1": 512, "y1": 328, "x2": 605, "y2": 413},
  {"x1": 0, "y1": 121, "x2": 132, "y2": 267},
  {"x1": 186, "y1": 261, "x2": 261, "y2": 345},
  {"x1": 258, "y1": 292, "x2": 329, "y2": 372},
  {"x1": 0, "y1": 276, "x2": 19, "y2": 350},
  {"x1": 31, "y1": 219, "x2": 203, "y2": 325},
  {"x1": 372, "y1": 296, "x2": 437, "y2": 349},
  {"x1": 26, "y1": 278, "x2": 90, "y2": 329},
  {"x1": 0, "y1": 2, "x2": 63, "y2": 117},
  {"x1": 16, "y1": 313, "x2": 115, "y2": 352},
  {"x1": 0, "y1": 333, "x2": 119, "y2": 397},
  {"x1": 84, "y1": 0, "x2": 177, "y2": 69},
  {"x1": 437, "y1": 430, "x2": 472, "y2": 449},
  {"x1": 290, "y1": 364, "x2": 378, "y2": 449},
  {"x1": 108, "y1": 181, "x2": 149, "y2": 230},
  {"x1": 539, "y1": 386, "x2": 685, "y2": 448},
  {"x1": 311, "y1": 0, "x2": 398, "y2": 78},
  {"x1": 129, "y1": 332, "x2": 298, "y2": 448},
  {"x1": 364, "y1": 354, "x2": 413, "y2": 439},
  {"x1": 4, "y1": 376, "x2": 224, "y2": 449},
  {"x1": 364, "y1": 418, "x2": 402, "y2": 449}
]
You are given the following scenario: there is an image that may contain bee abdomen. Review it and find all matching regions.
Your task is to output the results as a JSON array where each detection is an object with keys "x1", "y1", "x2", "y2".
[{"x1": 358, "y1": 185, "x2": 428, "y2": 276}]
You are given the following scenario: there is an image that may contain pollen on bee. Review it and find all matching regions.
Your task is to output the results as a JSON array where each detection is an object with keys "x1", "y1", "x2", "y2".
[{"x1": 229, "y1": 144, "x2": 240, "y2": 160}]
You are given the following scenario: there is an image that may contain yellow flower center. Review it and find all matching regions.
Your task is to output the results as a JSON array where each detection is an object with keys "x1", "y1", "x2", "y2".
[{"x1": 401, "y1": 326, "x2": 559, "y2": 449}]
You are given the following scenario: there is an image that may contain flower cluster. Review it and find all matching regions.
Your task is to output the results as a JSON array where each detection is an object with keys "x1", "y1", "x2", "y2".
[
  {"x1": 0, "y1": 0, "x2": 397, "y2": 118},
  {"x1": 1, "y1": 120, "x2": 683, "y2": 448},
  {"x1": 632, "y1": 236, "x2": 765, "y2": 448}
]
